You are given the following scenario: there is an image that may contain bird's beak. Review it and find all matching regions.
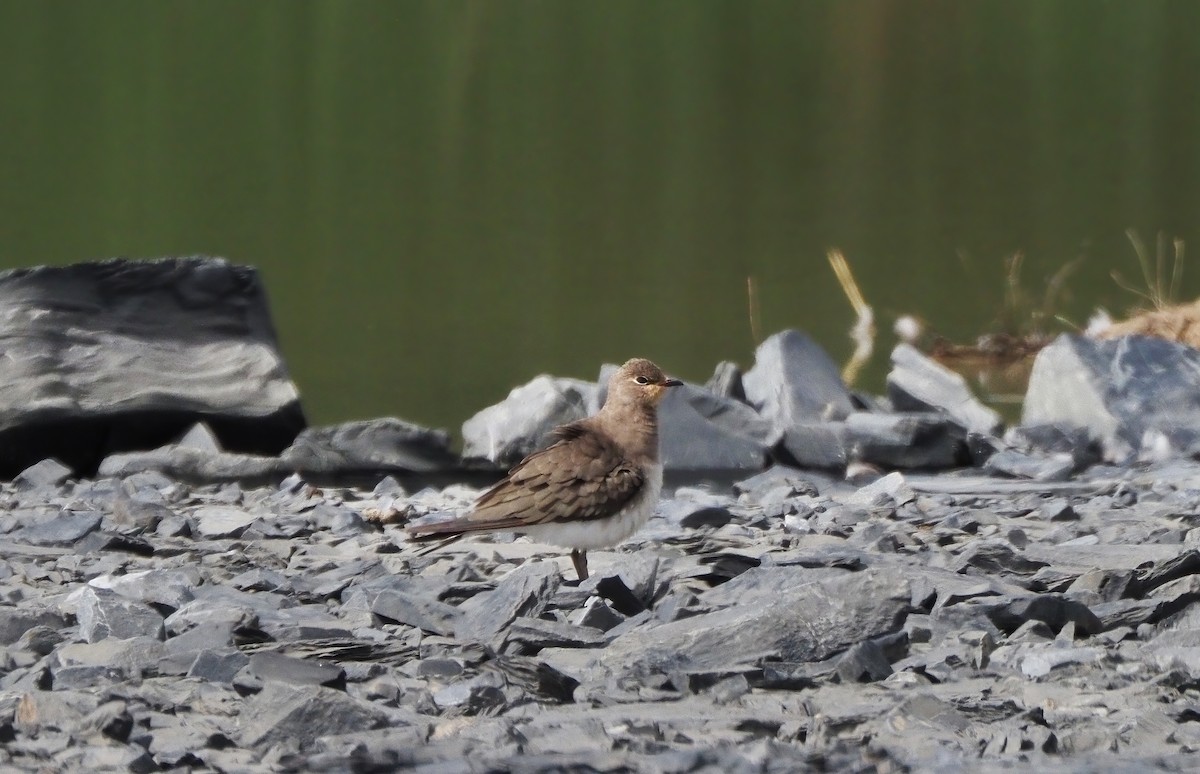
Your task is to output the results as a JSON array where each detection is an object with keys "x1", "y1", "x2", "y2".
[{"x1": 663, "y1": 378, "x2": 683, "y2": 388}]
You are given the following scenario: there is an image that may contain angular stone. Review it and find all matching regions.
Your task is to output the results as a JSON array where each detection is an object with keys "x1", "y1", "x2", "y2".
[
  {"x1": 98, "y1": 446, "x2": 284, "y2": 482},
  {"x1": 705, "y1": 361, "x2": 747, "y2": 401},
  {"x1": 9, "y1": 510, "x2": 102, "y2": 546},
  {"x1": 0, "y1": 257, "x2": 305, "y2": 478},
  {"x1": 955, "y1": 540, "x2": 1048, "y2": 576},
  {"x1": 15, "y1": 690, "x2": 100, "y2": 733},
  {"x1": 887, "y1": 343, "x2": 1003, "y2": 435},
  {"x1": 656, "y1": 382, "x2": 774, "y2": 471},
  {"x1": 432, "y1": 672, "x2": 508, "y2": 713},
  {"x1": 741, "y1": 330, "x2": 856, "y2": 431},
  {"x1": 192, "y1": 506, "x2": 259, "y2": 538},
  {"x1": 733, "y1": 465, "x2": 823, "y2": 499},
  {"x1": 187, "y1": 648, "x2": 250, "y2": 684},
  {"x1": 88, "y1": 568, "x2": 196, "y2": 611},
  {"x1": 107, "y1": 490, "x2": 174, "y2": 533},
  {"x1": 366, "y1": 588, "x2": 461, "y2": 637},
  {"x1": 780, "y1": 422, "x2": 848, "y2": 470},
  {"x1": 163, "y1": 589, "x2": 265, "y2": 635},
  {"x1": 71, "y1": 699, "x2": 133, "y2": 741},
  {"x1": 983, "y1": 449, "x2": 1077, "y2": 481},
  {"x1": 177, "y1": 421, "x2": 222, "y2": 453},
  {"x1": 74, "y1": 587, "x2": 165, "y2": 642},
  {"x1": 0, "y1": 606, "x2": 70, "y2": 645},
  {"x1": 844, "y1": 412, "x2": 967, "y2": 470},
  {"x1": 659, "y1": 497, "x2": 734, "y2": 529},
  {"x1": 1024, "y1": 333, "x2": 1200, "y2": 461},
  {"x1": 602, "y1": 568, "x2": 909, "y2": 675},
  {"x1": 462, "y1": 376, "x2": 597, "y2": 468},
  {"x1": 570, "y1": 597, "x2": 625, "y2": 632},
  {"x1": 506, "y1": 617, "x2": 607, "y2": 650},
  {"x1": 283, "y1": 417, "x2": 458, "y2": 475},
  {"x1": 54, "y1": 637, "x2": 166, "y2": 681},
  {"x1": 846, "y1": 471, "x2": 916, "y2": 508},
  {"x1": 13, "y1": 458, "x2": 73, "y2": 490},
  {"x1": 238, "y1": 682, "x2": 393, "y2": 750},
  {"x1": 1006, "y1": 423, "x2": 1102, "y2": 471},
  {"x1": 1021, "y1": 646, "x2": 1103, "y2": 678},
  {"x1": 457, "y1": 562, "x2": 562, "y2": 644},
  {"x1": 986, "y1": 595, "x2": 1102, "y2": 637},
  {"x1": 247, "y1": 652, "x2": 345, "y2": 688},
  {"x1": 835, "y1": 638, "x2": 894, "y2": 683}
]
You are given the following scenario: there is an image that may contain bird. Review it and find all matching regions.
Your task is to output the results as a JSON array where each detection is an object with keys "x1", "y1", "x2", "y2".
[{"x1": 407, "y1": 358, "x2": 682, "y2": 581}]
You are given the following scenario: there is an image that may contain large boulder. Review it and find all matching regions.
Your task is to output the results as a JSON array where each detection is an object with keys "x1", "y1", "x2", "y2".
[
  {"x1": 0, "y1": 257, "x2": 305, "y2": 477},
  {"x1": 461, "y1": 376, "x2": 598, "y2": 468},
  {"x1": 887, "y1": 343, "x2": 1002, "y2": 435},
  {"x1": 741, "y1": 330, "x2": 855, "y2": 434},
  {"x1": 1023, "y1": 334, "x2": 1200, "y2": 460}
]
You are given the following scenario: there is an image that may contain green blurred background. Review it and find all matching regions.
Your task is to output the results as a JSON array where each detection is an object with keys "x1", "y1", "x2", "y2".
[{"x1": 2, "y1": 0, "x2": 1199, "y2": 432}]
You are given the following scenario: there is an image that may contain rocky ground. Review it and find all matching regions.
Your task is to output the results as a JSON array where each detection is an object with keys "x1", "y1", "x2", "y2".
[
  {"x1": 7, "y1": 257, "x2": 1200, "y2": 771},
  {"x1": 5, "y1": 459, "x2": 1200, "y2": 772}
]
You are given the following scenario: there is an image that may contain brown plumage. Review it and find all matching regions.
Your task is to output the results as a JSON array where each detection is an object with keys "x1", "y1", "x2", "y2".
[{"x1": 407, "y1": 358, "x2": 681, "y2": 580}]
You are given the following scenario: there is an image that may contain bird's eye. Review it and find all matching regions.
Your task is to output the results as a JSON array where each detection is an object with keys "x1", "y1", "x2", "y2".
[{"x1": 634, "y1": 376, "x2": 651, "y2": 385}]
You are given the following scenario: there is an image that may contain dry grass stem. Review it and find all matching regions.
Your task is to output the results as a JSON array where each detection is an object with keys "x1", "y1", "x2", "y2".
[
  {"x1": 746, "y1": 275, "x2": 762, "y2": 345},
  {"x1": 827, "y1": 249, "x2": 876, "y2": 385}
]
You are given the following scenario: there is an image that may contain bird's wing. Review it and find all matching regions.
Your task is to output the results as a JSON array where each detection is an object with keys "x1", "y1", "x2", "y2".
[{"x1": 406, "y1": 422, "x2": 645, "y2": 537}]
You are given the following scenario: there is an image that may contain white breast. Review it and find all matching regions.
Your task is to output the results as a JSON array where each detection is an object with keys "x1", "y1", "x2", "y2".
[{"x1": 522, "y1": 462, "x2": 663, "y2": 550}]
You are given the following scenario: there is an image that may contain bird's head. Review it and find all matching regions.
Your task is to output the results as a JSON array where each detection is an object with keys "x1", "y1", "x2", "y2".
[{"x1": 608, "y1": 358, "x2": 683, "y2": 407}]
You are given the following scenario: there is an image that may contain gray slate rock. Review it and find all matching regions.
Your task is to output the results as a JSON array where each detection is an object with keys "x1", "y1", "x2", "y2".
[
  {"x1": 0, "y1": 607, "x2": 70, "y2": 645},
  {"x1": 1024, "y1": 333, "x2": 1200, "y2": 461},
  {"x1": 98, "y1": 443, "x2": 286, "y2": 482},
  {"x1": 191, "y1": 506, "x2": 259, "y2": 538},
  {"x1": 238, "y1": 682, "x2": 394, "y2": 750},
  {"x1": 8, "y1": 510, "x2": 102, "y2": 546},
  {"x1": 462, "y1": 376, "x2": 597, "y2": 468},
  {"x1": 107, "y1": 490, "x2": 174, "y2": 533},
  {"x1": 283, "y1": 417, "x2": 458, "y2": 474},
  {"x1": 887, "y1": 343, "x2": 1003, "y2": 435},
  {"x1": 88, "y1": 569, "x2": 196, "y2": 610},
  {"x1": 986, "y1": 594, "x2": 1103, "y2": 636},
  {"x1": 13, "y1": 458, "x2": 73, "y2": 490},
  {"x1": 844, "y1": 412, "x2": 968, "y2": 469},
  {"x1": 656, "y1": 381, "x2": 775, "y2": 471},
  {"x1": 187, "y1": 648, "x2": 250, "y2": 684},
  {"x1": 780, "y1": 422, "x2": 848, "y2": 470},
  {"x1": 247, "y1": 651, "x2": 345, "y2": 688},
  {"x1": 74, "y1": 587, "x2": 165, "y2": 642},
  {"x1": 597, "y1": 366, "x2": 776, "y2": 471},
  {"x1": 602, "y1": 568, "x2": 909, "y2": 675},
  {"x1": 835, "y1": 638, "x2": 895, "y2": 683},
  {"x1": 54, "y1": 637, "x2": 167, "y2": 681},
  {"x1": 0, "y1": 256, "x2": 305, "y2": 478},
  {"x1": 1006, "y1": 423, "x2": 1102, "y2": 471},
  {"x1": 365, "y1": 587, "x2": 462, "y2": 637},
  {"x1": 457, "y1": 562, "x2": 562, "y2": 644},
  {"x1": 742, "y1": 329, "x2": 856, "y2": 430},
  {"x1": 705, "y1": 361, "x2": 747, "y2": 401},
  {"x1": 982, "y1": 448, "x2": 1077, "y2": 481}
]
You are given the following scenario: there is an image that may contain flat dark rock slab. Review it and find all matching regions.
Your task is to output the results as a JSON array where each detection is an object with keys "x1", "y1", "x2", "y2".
[{"x1": 601, "y1": 568, "x2": 910, "y2": 676}]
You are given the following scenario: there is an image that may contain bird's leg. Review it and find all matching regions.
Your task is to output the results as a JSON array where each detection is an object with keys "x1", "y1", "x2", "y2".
[{"x1": 571, "y1": 549, "x2": 589, "y2": 581}]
